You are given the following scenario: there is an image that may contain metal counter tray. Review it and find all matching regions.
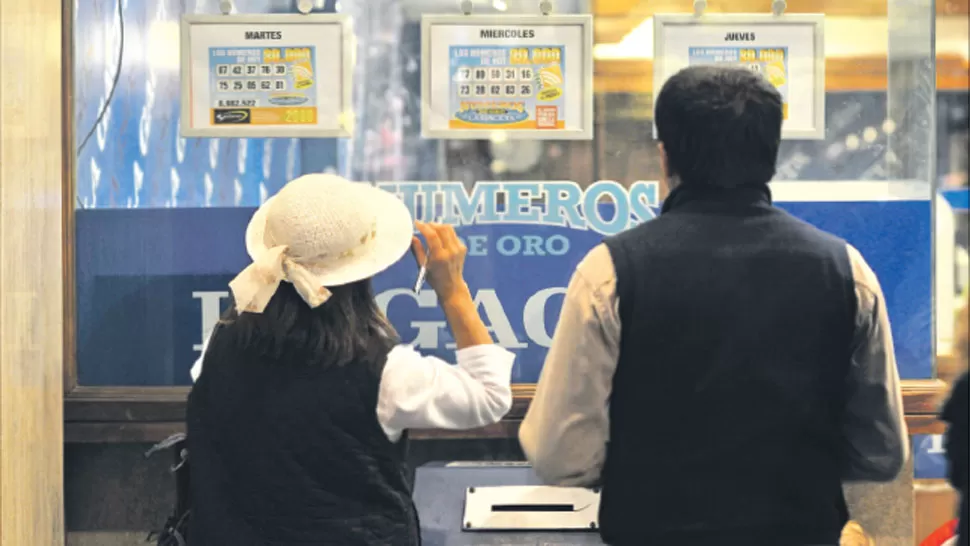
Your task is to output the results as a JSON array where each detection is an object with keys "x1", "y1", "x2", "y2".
[{"x1": 413, "y1": 462, "x2": 606, "y2": 546}]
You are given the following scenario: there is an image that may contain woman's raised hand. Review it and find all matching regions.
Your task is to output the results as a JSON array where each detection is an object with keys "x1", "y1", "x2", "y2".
[{"x1": 412, "y1": 222, "x2": 470, "y2": 304}]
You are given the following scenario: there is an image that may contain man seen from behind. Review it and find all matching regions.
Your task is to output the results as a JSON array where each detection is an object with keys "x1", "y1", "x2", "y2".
[{"x1": 520, "y1": 65, "x2": 909, "y2": 546}]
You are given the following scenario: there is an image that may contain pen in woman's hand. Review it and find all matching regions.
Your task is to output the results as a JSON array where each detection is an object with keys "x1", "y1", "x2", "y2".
[
  {"x1": 412, "y1": 222, "x2": 469, "y2": 302},
  {"x1": 412, "y1": 221, "x2": 489, "y2": 348},
  {"x1": 411, "y1": 235, "x2": 428, "y2": 293}
]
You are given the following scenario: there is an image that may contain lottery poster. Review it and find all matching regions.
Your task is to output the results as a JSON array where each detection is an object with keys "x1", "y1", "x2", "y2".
[
  {"x1": 653, "y1": 14, "x2": 825, "y2": 139},
  {"x1": 181, "y1": 15, "x2": 351, "y2": 138},
  {"x1": 208, "y1": 46, "x2": 318, "y2": 127},
  {"x1": 449, "y1": 46, "x2": 566, "y2": 130},
  {"x1": 688, "y1": 47, "x2": 790, "y2": 119}
]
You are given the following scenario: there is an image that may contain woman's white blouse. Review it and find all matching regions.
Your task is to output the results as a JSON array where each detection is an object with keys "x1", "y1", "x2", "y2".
[{"x1": 190, "y1": 342, "x2": 515, "y2": 442}]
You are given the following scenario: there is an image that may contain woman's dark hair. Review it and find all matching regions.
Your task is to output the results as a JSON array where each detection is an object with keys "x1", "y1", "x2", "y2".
[
  {"x1": 655, "y1": 65, "x2": 783, "y2": 188},
  {"x1": 212, "y1": 279, "x2": 399, "y2": 369}
]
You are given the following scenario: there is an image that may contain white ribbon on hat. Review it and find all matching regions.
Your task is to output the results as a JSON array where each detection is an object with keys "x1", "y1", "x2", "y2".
[{"x1": 228, "y1": 245, "x2": 333, "y2": 314}]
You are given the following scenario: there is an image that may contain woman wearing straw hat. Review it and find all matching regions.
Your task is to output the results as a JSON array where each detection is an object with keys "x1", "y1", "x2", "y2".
[{"x1": 186, "y1": 174, "x2": 514, "y2": 545}]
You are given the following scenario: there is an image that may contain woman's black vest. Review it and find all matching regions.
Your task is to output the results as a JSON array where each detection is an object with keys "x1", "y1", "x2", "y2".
[{"x1": 186, "y1": 333, "x2": 419, "y2": 545}]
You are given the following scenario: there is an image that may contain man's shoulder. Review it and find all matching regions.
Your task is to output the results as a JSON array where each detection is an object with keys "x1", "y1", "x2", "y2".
[
  {"x1": 605, "y1": 214, "x2": 674, "y2": 247},
  {"x1": 574, "y1": 244, "x2": 618, "y2": 295},
  {"x1": 770, "y1": 206, "x2": 849, "y2": 246}
]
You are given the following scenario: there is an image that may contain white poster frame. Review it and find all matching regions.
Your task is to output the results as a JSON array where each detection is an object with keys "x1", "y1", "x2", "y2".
[
  {"x1": 653, "y1": 13, "x2": 826, "y2": 140},
  {"x1": 179, "y1": 14, "x2": 355, "y2": 138},
  {"x1": 420, "y1": 14, "x2": 594, "y2": 141}
]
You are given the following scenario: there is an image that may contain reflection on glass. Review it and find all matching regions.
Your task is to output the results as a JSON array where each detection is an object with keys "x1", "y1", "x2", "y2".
[{"x1": 71, "y1": 0, "x2": 967, "y2": 389}]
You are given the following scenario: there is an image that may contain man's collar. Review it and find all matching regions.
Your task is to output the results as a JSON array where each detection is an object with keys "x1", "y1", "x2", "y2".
[{"x1": 661, "y1": 183, "x2": 773, "y2": 214}]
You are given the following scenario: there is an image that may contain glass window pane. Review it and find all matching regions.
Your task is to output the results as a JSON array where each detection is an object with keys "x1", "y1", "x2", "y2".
[{"x1": 72, "y1": 0, "x2": 963, "y2": 387}]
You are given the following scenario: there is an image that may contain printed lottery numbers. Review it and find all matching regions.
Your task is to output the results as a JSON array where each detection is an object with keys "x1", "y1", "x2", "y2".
[
  {"x1": 260, "y1": 64, "x2": 273, "y2": 76},
  {"x1": 231, "y1": 65, "x2": 244, "y2": 77},
  {"x1": 274, "y1": 64, "x2": 287, "y2": 76},
  {"x1": 246, "y1": 64, "x2": 258, "y2": 76},
  {"x1": 452, "y1": 48, "x2": 552, "y2": 100},
  {"x1": 758, "y1": 48, "x2": 785, "y2": 62},
  {"x1": 216, "y1": 65, "x2": 230, "y2": 77},
  {"x1": 218, "y1": 78, "x2": 275, "y2": 93}
]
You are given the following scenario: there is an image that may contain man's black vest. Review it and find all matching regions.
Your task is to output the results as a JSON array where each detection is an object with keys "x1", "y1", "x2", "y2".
[
  {"x1": 600, "y1": 185, "x2": 856, "y2": 546},
  {"x1": 186, "y1": 330, "x2": 419, "y2": 546}
]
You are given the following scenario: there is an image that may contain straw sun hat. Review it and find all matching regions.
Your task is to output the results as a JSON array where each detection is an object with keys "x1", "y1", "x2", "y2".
[{"x1": 229, "y1": 173, "x2": 413, "y2": 314}]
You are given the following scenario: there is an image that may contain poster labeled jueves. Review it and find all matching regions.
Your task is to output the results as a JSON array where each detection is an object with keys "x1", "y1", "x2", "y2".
[
  {"x1": 421, "y1": 15, "x2": 594, "y2": 140},
  {"x1": 653, "y1": 14, "x2": 826, "y2": 140},
  {"x1": 180, "y1": 14, "x2": 354, "y2": 138}
]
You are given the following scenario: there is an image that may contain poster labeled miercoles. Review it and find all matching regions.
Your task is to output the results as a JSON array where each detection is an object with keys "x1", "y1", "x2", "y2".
[
  {"x1": 653, "y1": 14, "x2": 825, "y2": 140},
  {"x1": 422, "y1": 15, "x2": 593, "y2": 140},
  {"x1": 180, "y1": 14, "x2": 353, "y2": 138}
]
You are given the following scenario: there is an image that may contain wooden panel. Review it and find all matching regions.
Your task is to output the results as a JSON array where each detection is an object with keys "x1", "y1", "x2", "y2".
[
  {"x1": 64, "y1": 422, "x2": 185, "y2": 445},
  {"x1": 65, "y1": 416, "x2": 949, "y2": 442},
  {"x1": 937, "y1": 354, "x2": 966, "y2": 384},
  {"x1": 903, "y1": 379, "x2": 950, "y2": 434},
  {"x1": 65, "y1": 380, "x2": 946, "y2": 442},
  {"x1": 411, "y1": 421, "x2": 522, "y2": 440},
  {"x1": 594, "y1": 16, "x2": 642, "y2": 44},
  {"x1": 592, "y1": 0, "x2": 641, "y2": 16},
  {"x1": 593, "y1": 55, "x2": 970, "y2": 94},
  {"x1": 907, "y1": 415, "x2": 948, "y2": 435},
  {"x1": 64, "y1": 419, "x2": 525, "y2": 443},
  {"x1": 0, "y1": 0, "x2": 66, "y2": 542},
  {"x1": 903, "y1": 380, "x2": 951, "y2": 414},
  {"x1": 64, "y1": 384, "x2": 535, "y2": 422},
  {"x1": 65, "y1": 387, "x2": 190, "y2": 421},
  {"x1": 939, "y1": 0, "x2": 970, "y2": 14},
  {"x1": 67, "y1": 416, "x2": 945, "y2": 445},
  {"x1": 915, "y1": 480, "x2": 959, "y2": 543}
]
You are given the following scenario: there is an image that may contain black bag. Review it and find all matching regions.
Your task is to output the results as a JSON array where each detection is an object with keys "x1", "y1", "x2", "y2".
[{"x1": 145, "y1": 433, "x2": 190, "y2": 546}]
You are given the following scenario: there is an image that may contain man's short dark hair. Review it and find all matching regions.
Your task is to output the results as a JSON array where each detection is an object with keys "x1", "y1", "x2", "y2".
[{"x1": 654, "y1": 65, "x2": 783, "y2": 188}]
